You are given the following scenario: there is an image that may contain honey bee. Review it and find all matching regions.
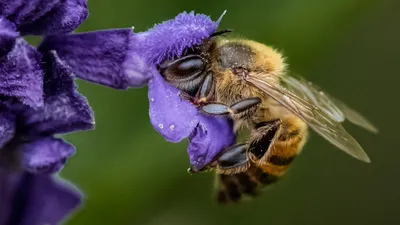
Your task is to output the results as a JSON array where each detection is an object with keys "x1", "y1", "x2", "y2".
[{"x1": 158, "y1": 30, "x2": 378, "y2": 203}]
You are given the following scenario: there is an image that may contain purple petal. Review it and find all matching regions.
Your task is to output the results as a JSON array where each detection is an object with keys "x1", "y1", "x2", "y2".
[
  {"x1": 0, "y1": 169, "x2": 22, "y2": 224},
  {"x1": 42, "y1": 51, "x2": 76, "y2": 96},
  {"x1": 18, "y1": 138, "x2": 75, "y2": 174},
  {"x1": 0, "y1": 0, "x2": 88, "y2": 35},
  {"x1": 0, "y1": 17, "x2": 18, "y2": 57},
  {"x1": 148, "y1": 71, "x2": 198, "y2": 142},
  {"x1": 0, "y1": 171, "x2": 82, "y2": 225},
  {"x1": 0, "y1": 111, "x2": 15, "y2": 149},
  {"x1": 23, "y1": 92, "x2": 94, "y2": 135},
  {"x1": 137, "y1": 11, "x2": 219, "y2": 65},
  {"x1": 0, "y1": 38, "x2": 43, "y2": 108},
  {"x1": 22, "y1": 51, "x2": 94, "y2": 135},
  {"x1": 188, "y1": 115, "x2": 235, "y2": 171},
  {"x1": 38, "y1": 28, "x2": 152, "y2": 89}
]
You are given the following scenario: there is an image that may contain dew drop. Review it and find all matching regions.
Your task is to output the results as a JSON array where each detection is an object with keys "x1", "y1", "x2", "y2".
[
  {"x1": 170, "y1": 124, "x2": 175, "y2": 131},
  {"x1": 158, "y1": 123, "x2": 164, "y2": 129},
  {"x1": 151, "y1": 98, "x2": 155, "y2": 102}
]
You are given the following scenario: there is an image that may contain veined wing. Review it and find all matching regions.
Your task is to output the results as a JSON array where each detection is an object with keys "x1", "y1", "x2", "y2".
[
  {"x1": 246, "y1": 73, "x2": 377, "y2": 163},
  {"x1": 282, "y1": 75, "x2": 378, "y2": 133}
]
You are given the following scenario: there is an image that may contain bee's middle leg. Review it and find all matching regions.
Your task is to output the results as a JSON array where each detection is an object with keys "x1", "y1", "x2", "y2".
[
  {"x1": 215, "y1": 119, "x2": 281, "y2": 174},
  {"x1": 191, "y1": 120, "x2": 281, "y2": 175},
  {"x1": 187, "y1": 143, "x2": 249, "y2": 174}
]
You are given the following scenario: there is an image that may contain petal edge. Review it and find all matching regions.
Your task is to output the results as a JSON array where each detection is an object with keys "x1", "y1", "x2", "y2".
[{"x1": 148, "y1": 71, "x2": 198, "y2": 143}]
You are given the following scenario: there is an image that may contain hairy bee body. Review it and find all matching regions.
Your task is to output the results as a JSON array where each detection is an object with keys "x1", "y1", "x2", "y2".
[
  {"x1": 208, "y1": 39, "x2": 308, "y2": 202},
  {"x1": 211, "y1": 39, "x2": 293, "y2": 128},
  {"x1": 160, "y1": 31, "x2": 376, "y2": 204}
]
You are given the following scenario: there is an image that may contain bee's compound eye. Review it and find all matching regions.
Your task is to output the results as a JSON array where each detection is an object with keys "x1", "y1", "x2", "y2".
[
  {"x1": 159, "y1": 55, "x2": 205, "y2": 81},
  {"x1": 177, "y1": 57, "x2": 203, "y2": 71}
]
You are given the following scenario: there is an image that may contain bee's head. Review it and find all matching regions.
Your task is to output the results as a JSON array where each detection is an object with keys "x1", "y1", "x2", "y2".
[{"x1": 158, "y1": 29, "x2": 232, "y2": 96}]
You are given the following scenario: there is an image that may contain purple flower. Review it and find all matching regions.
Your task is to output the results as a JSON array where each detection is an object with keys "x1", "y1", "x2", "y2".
[
  {"x1": 0, "y1": 0, "x2": 88, "y2": 108},
  {"x1": 39, "y1": 11, "x2": 236, "y2": 171},
  {"x1": 0, "y1": 0, "x2": 88, "y2": 36},
  {"x1": 0, "y1": 1, "x2": 93, "y2": 224},
  {"x1": 0, "y1": 171, "x2": 82, "y2": 225},
  {"x1": 0, "y1": 51, "x2": 94, "y2": 225},
  {"x1": 0, "y1": 51, "x2": 94, "y2": 173}
]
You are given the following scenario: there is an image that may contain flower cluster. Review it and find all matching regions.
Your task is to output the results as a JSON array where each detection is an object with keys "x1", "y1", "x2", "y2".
[
  {"x1": 0, "y1": 0, "x2": 94, "y2": 224},
  {"x1": 39, "y1": 11, "x2": 236, "y2": 172},
  {"x1": 1, "y1": 0, "x2": 235, "y2": 223}
]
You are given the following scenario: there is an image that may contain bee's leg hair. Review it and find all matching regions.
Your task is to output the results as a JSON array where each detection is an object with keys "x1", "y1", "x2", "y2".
[
  {"x1": 200, "y1": 97, "x2": 261, "y2": 116},
  {"x1": 248, "y1": 119, "x2": 281, "y2": 160}
]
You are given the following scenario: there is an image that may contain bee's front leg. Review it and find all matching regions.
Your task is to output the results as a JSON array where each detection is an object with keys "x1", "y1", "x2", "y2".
[
  {"x1": 199, "y1": 97, "x2": 261, "y2": 116},
  {"x1": 179, "y1": 72, "x2": 215, "y2": 105}
]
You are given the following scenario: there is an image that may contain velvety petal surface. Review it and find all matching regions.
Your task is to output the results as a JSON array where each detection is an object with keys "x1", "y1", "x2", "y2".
[
  {"x1": 0, "y1": 169, "x2": 22, "y2": 224},
  {"x1": 22, "y1": 51, "x2": 94, "y2": 135},
  {"x1": 0, "y1": 111, "x2": 15, "y2": 149},
  {"x1": 0, "y1": 17, "x2": 18, "y2": 57},
  {"x1": 137, "y1": 11, "x2": 219, "y2": 65},
  {"x1": 19, "y1": 138, "x2": 75, "y2": 174},
  {"x1": 38, "y1": 28, "x2": 152, "y2": 89},
  {"x1": 148, "y1": 71, "x2": 198, "y2": 143},
  {"x1": 2, "y1": 172, "x2": 81, "y2": 225},
  {"x1": 188, "y1": 115, "x2": 235, "y2": 171},
  {"x1": 0, "y1": 0, "x2": 88, "y2": 35},
  {"x1": 0, "y1": 38, "x2": 43, "y2": 108}
]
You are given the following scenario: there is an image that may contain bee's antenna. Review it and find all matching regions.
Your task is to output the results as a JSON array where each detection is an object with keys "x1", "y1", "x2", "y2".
[
  {"x1": 210, "y1": 29, "x2": 233, "y2": 38},
  {"x1": 203, "y1": 29, "x2": 233, "y2": 51}
]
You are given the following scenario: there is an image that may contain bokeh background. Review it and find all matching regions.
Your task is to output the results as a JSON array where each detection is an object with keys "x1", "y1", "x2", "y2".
[{"x1": 35, "y1": 0, "x2": 400, "y2": 224}]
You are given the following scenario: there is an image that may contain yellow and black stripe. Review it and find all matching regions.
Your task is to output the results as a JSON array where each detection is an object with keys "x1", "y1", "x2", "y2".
[{"x1": 216, "y1": 117, "x2": 307, "y2": 203}]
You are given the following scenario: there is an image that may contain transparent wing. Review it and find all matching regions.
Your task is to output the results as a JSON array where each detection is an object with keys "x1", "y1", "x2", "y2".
[
  {"x1": 246, "y1": 73, "x2": 377, "y2": 163},
  {"x1": 282, "y1": 75, "x2": 378, "y2": 133}
]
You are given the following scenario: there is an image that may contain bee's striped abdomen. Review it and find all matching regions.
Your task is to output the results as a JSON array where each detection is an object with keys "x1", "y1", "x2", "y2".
[
  {"x1": 215, "y1": 164, "x2": 281, "y2": 203},
  {"x1": 252, "y1": 117, "x2": 308, "y2": 177},
  {"x1": 215, "y1": 117, "x2": 307, "y2": 204}
]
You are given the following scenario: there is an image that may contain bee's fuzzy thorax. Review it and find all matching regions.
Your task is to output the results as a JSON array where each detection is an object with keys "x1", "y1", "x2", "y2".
[{"x1": 241, "y1": 40, "x2": 287, "y2": 77}]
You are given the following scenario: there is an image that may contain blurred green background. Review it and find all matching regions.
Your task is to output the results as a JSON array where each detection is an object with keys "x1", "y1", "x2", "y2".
[{"x1": 52, "y1": 0, "x2": 400, "y2": 224}]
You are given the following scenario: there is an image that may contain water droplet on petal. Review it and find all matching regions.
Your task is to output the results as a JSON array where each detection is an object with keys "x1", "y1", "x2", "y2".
[
  {"x1": 151, "y1": 98, "x2": 155, "y2": 102},
  {"x1": 158, "y1": 123, "x2": 164, "y2": 129},
  {"x1": 170, "y1": 124, "x2": 175, "y2": 130}
]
